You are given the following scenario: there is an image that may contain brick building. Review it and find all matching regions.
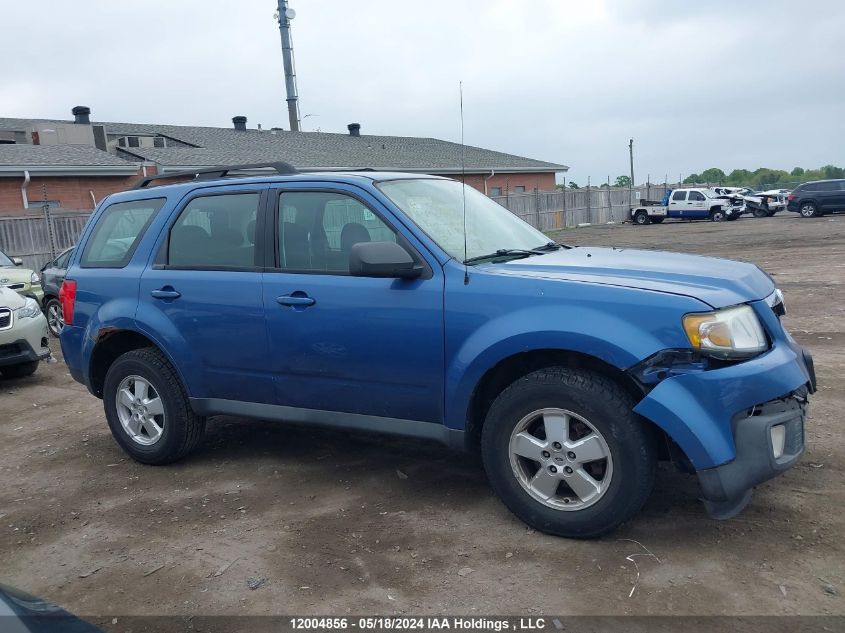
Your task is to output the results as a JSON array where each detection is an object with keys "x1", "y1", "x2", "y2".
[{"x1": 0, "y1": 107, "x2": 567, "y2": 215}]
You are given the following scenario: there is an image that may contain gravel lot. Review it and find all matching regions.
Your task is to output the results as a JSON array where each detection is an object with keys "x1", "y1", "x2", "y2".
[{"x1": 1, "y1": 213, "x2": 843, "y2": 617}]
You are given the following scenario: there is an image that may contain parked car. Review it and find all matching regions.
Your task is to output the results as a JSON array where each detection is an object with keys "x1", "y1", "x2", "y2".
[
  {"x1": 787, "y1": 179, "x2": 845, "y2": 217},
  {"x1": 59, "y1": 164, "x2": 815, "y2": 538},
  {"x1": 0, "y1": 582, "x2": 101, "y2": 632},
  {"x1": 0, "y1": 286, "x2": 50, "y2": 378},
  {"x1": 631, "y1": 187, "x2": 741, "y2": 224},
  {"x1": 0, "y1": 249, "x2": 44, "y2": 306},
  {"x1": 40, "y1": 247, "x2": 74, "y2": 336}
]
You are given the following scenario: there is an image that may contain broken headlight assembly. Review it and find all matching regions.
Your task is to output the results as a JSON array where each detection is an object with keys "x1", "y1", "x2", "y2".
[{"x1": 682, "y1": 305, "x2": 768, "y2": 360}]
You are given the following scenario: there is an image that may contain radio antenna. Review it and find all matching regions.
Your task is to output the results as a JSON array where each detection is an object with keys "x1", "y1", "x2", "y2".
[{"x1": 460, "y1": 81, "x2": 469, "y2": 285}]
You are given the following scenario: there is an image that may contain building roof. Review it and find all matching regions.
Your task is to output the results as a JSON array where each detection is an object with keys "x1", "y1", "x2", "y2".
[
  {"x1": 0, "y1": 143, "x2": 140, "y2": 176},
  {"x1": 0, "y1": 116, "x2": 568, "y2": 175}
]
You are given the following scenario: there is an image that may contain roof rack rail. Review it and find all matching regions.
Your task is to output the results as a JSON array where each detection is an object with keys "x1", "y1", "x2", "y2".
[{"x1": 132, "y1": 162, "x2": 299, "y2": 189}]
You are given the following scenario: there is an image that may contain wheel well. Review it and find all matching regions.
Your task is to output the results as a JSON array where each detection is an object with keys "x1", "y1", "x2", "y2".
[
  {"x1": 464, "y1": 349, "x2": 646, "y2": 449},
  {"x1": 89, "y1": 329, "x2": 158, "y2": 398}
]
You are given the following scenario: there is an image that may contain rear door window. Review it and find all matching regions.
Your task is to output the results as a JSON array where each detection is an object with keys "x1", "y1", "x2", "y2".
[
  {"x1": 81, "y1": 198, "x2": 165, "y2": 268},
  {"x1": 672, "y1": 191, "x2": 687, "y2": 201}
]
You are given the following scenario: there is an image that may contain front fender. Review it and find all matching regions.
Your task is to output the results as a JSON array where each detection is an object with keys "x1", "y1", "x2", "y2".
[{"x1": 444, "y1": 302, "x2": 694, "y2": 430}]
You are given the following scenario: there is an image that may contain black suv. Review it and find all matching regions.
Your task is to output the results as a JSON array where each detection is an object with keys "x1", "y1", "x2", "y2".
[{"x1": 787, "y1": 179, "x2": 845, "y2": 218}]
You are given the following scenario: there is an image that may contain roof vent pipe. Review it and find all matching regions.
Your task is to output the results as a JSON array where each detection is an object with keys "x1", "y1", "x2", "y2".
[
  {"x1": 72, "y1": 106, "x2": 91, "y2": 124},
  {"x1": 232, "y1": 116, "x2": 247, "y2": 131},
  {"x1": 348, "y1": 123, "x2": 361, "y2": 137}
]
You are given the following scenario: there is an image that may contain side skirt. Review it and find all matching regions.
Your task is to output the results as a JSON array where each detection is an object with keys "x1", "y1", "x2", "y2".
[{"x1": 189, "y1": 398, "x2": 466, "y2": 451}]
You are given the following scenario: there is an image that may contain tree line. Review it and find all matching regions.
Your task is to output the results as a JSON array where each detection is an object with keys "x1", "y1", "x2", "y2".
[
  {"x1": 558, "y1": 165, "x2": 844, "y2": 190},
  {"x1": 682, "y1": 165, "x2": 844, "y2": 188}
]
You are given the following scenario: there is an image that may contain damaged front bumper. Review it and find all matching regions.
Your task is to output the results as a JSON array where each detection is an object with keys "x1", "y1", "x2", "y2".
[
  {"x1": 697, "y1": 390, "x2": 807, "y2": 518},
  {"x1": 631, "y1": 303, "x2": 815, "y2": 518}
]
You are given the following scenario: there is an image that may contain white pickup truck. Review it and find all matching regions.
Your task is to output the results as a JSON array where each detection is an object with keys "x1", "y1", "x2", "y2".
[{"x1": 630, "y1": 188, "x2": 742, "y2": 225}]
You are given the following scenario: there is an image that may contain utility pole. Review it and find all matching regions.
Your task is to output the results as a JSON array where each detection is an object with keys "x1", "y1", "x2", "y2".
[
  {"x1": 628, "y1": 138, "x2": 635, "y2": 211},
  {"x1": 277, "y1": 0, "x2": 301, "y2": 131}
]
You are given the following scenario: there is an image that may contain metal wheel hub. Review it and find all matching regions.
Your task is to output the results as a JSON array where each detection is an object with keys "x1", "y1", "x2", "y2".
[
  {"x1": 508, "y1": 408, "x2": 613, "y2": 511},
  {"x1": 47, "y1": 303, "x2": 64, "y2": 334},
  {"x1": 800, "y1": 205, "x2": 814, "y2": 217},
  {"x1": 116, "y1": 375, "x2": 165, "y2": 446}
]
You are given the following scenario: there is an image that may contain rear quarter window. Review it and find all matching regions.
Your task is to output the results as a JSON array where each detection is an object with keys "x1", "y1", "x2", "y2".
[{"x1": 81, "y1": 198, "x2": 165, "y2": 268}]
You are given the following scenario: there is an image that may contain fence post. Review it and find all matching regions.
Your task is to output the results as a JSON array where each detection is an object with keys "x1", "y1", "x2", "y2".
[{"x1": 561, "y1": 184, "x2": 567, "y2": 228}]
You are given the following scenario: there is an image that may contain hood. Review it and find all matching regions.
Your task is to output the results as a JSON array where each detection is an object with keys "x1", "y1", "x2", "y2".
[
  {"x1": 0, "y1": 265, "x2": 34, "y2": 285},
  {"x1": 486, "y1": 247, "x2": 774, "y2": 308},
  {"x1": 0, "y1": 286, "x2": 27, "y2": 310}
]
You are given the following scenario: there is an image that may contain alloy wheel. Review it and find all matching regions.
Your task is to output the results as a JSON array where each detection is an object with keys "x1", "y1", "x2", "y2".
[
  {"x1": 46, "y1": 301, "x2": 64, "y2": 336},
  {"x1": 508, "y1": 408, "x2": 613, "y2": 511},
  {"x1": 115, "y1": 375, "x2": 166, "y2": 446}
]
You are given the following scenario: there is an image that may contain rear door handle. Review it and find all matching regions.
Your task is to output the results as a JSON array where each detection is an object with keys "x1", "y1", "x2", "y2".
[
  {"x1": 151, "y1": 288, "x2": 181, "y2": 300},
  {"x1": 277, "y1": 293, "x2": 315, "y2": 307}
]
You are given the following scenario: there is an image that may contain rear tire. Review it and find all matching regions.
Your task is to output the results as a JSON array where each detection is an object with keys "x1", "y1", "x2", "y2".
[
  {"x1": 0, "y1": 361, "x2": 39, "y2": 378},
  {"x1": 633, "y1": 211, "x2": 650, "y2": 225},
  {"x1": 45, "y1": 298, "x2": 64, "y2": 337},
  {"x1": 799, "y1": 202, "x2": 818, "y2": 218},
  {"x1": 103, "y1": 348, "x2": 205, "y2": 465},
  {"x1": 481, "y1": 367, "x2": 657, "y2": 538}
]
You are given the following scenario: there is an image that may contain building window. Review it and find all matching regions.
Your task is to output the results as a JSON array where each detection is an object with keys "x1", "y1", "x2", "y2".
[
  {"x1": 515, "y1": 186, "x2": 526, "y2": 193},
  {"x1": 153, "y1": 136, "x2": 166, "y2": 148},
  {"x1": 489, "y1": 187, "x2": 502, "y2": 196},
  {"x1": 127, "y1": 136, "x2": 140, "y2": 148}
]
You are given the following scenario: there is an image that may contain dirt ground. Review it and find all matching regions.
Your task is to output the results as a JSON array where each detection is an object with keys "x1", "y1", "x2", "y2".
[{"x1": 1, "y1": 213, "x2": 843, "y2": 618}]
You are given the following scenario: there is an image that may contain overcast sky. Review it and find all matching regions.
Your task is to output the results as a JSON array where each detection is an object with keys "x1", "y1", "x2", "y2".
[{"x1": 2, "y1": 0, "x2": 843, "y2": 185}]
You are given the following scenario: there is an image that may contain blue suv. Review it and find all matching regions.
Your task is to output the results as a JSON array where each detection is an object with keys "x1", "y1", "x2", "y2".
[{"x1": 59, "y1": 164, "x2": 816, "y2": 537}]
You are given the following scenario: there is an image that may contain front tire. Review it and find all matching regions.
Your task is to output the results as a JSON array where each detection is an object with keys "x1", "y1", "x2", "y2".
[
  {"x1": 481, "y1": 367, "x2": 656, "y2": 538},
  {"x1": 103, "y1": 348, "x2": 205, "y2": 464},
  {"x1": 710, "y1": 209, "x2": 726, "y2": 222},
  {"x1": 0, "y1": 361, "x2": 39, "y2": 378}
]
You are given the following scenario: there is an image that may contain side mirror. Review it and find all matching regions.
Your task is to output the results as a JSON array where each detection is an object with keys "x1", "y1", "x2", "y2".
[
  {"x1": 11, "y1": 257, "x2": 23, "y2": 267},
  {"x1": 349, "y1": 241, "x2": 421, "y2": 279}
]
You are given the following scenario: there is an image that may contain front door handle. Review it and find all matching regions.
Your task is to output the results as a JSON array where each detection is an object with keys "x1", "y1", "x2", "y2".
[
  {"x1": 151, "y1": 288, "x2": 181, "y2": 300},
  {"x1": 277, "y1": 293, "x2": 315, "y2": 307}
]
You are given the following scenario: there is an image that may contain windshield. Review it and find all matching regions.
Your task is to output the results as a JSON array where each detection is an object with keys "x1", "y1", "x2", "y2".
[
  {"x1": 377, "y1": 179, "x2": 550, "y2": 261},
  {"x1": 0, "y1": 251, "x2": 14, "y2": 267}
]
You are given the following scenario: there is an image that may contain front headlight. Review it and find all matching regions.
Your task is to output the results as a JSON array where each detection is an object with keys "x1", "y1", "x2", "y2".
[
  {"x1": 15, "y1": 297, "x2": 42, "y2": 319},
  {"x1": 30, "y1": 272, "x2": 41, "y2": 285},
  {"x1": 682, "y1": 305, "x2": 768, "y2": 359}
]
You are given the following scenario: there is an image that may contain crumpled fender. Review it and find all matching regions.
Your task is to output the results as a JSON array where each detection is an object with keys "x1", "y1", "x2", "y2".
[{"x1": 633, "y1": 341, "x2": 812, "y2": 470}]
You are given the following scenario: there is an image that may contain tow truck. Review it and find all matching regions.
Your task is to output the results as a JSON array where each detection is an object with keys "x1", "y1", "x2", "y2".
[{"x1": 631, "y1": 188, "x2": 742, "y2": 225}]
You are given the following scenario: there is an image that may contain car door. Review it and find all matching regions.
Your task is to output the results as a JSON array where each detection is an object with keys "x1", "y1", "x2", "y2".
[
  {"x1": 261, "y1": 183, "x2": 445, "y2": 424},
  {"x1": 819, "y1": 181, "x2": 844, "y2": 211},
  {"x1": 138, "y1": 185, "x2": 275, "y2": 404},
  {"x1": 42, "y1": 248, "x2": 72, "y2": 297},
  {"x1": 687, "y1": 190, "x2": 708, "y2": 217},
  {"x1": 668, "y1": 190, "x2": 687, "y2": 217}
]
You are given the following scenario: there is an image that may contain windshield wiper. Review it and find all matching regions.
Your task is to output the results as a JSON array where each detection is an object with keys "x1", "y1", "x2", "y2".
[
  {"x1": 463, "y1": 249, "x2": 539, "y2": 265},
  {"x1": 533, "y1": 241, "x2": 565, "y2": 252}
]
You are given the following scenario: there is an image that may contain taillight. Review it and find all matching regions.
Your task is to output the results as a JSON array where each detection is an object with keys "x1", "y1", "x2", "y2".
[
  {"x1": 787, "y1": 194, "x2": 797, "y2": 200},
  {"x1": 59, "y1": 279, "x2": 77, "y2": 326}
]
